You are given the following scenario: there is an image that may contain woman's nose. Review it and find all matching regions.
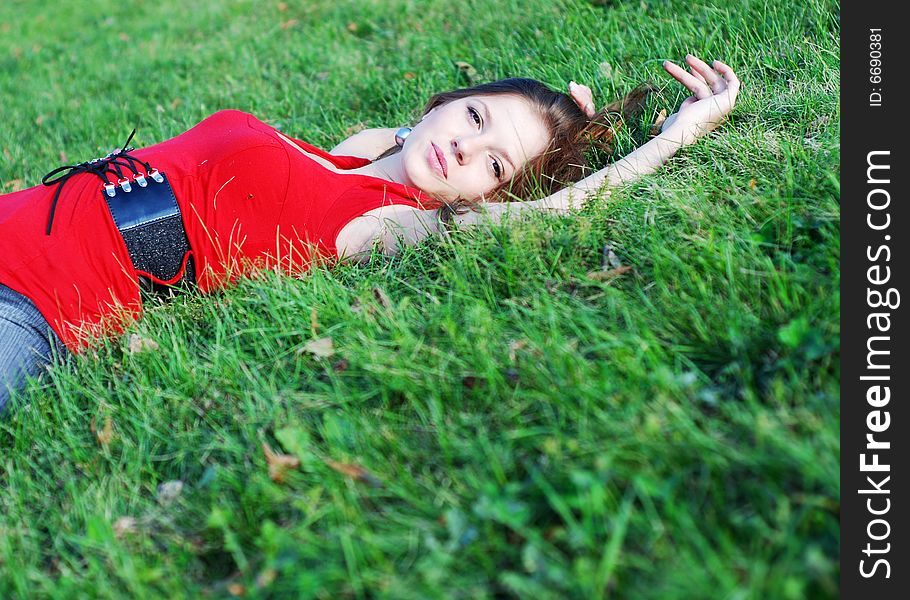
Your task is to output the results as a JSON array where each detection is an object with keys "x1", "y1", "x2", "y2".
[{"x1": 451, "y1": 137, "x2": 478, "y2": 165}]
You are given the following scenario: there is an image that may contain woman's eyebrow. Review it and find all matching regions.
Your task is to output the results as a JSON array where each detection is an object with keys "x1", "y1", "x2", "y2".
[{"x1": 477, "y1": 99, "x2": 515, "y2": 172}]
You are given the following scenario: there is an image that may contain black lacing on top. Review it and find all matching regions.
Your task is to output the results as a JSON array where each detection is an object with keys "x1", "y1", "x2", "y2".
[{"x1": 41, "y1": 129, "x2": 153, "y2": 235}]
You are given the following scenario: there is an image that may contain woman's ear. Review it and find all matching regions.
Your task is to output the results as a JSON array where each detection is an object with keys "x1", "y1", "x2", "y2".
[{"x1": 420, "y1": 106, "x2": 438, "y2": 122}]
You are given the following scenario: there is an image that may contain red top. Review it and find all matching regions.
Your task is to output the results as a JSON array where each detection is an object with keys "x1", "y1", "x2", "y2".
[{"x1": 0, "y1": 110, "x2": 437, "y2": 353}]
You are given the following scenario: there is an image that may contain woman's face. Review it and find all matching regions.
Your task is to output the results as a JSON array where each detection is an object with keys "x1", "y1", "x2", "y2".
[{"x1": 398, "y1": 94, "x2": 551, "y2": 202}]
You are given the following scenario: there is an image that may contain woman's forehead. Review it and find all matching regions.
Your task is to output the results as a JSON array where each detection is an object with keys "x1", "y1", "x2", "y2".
[{"x1": 471, "y1": 95, "x2": 550, "y2": 157}]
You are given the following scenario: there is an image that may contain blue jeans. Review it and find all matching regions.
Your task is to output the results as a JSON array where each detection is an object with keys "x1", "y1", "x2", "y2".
[{"x1": 0, "y1": 283, "x2": 69, "y2": 412}]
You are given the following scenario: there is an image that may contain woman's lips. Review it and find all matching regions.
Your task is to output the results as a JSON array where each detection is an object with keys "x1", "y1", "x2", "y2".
[{"x1": 429, "y1": 142, "x2": 447, "y2": 178}]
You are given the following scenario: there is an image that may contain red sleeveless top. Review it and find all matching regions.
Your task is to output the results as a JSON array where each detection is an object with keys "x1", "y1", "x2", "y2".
[{"x1": 0, "y1": 110, "x2": 436, "y2": 353}]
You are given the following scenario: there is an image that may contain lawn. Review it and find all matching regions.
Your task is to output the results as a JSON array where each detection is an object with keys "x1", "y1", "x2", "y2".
[{"x1": 0, "y1": 0, "x2": 839, "y2": 598}]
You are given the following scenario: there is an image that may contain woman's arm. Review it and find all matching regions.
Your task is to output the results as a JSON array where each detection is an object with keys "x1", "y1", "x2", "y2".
[
  {"x1": 337, "y1": 120, "x2": 697, "y2": 261},
  {"x1": 452, "y1": 55, "x2": 741, "y2": 224},
  {"x1": 329, "y1": 127, "x2": 399, "y2": 159},
  {"x1": 337, "y1": 120, "x2": 692, "y2": 259},
  {"x1": 340, "y1": 55, "x2": 739, "y2": 260}
]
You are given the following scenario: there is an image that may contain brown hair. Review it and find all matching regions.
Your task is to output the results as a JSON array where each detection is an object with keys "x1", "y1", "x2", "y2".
[{"x1": 375, "y1": 77, "x2": 656, "y2": 217}]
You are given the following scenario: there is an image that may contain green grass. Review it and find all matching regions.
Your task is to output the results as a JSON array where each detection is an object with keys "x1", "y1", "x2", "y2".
[{"x1": 1, "y1": 0, "x2": 839, "y2": 597}]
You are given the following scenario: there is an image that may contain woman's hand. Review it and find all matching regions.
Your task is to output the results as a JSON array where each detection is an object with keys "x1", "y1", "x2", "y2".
[
  {"x1": 568, "y1": 81, "x2": 596, "y2": 117},
  {"x1": 659, "y1": 55, "x2": 740, "y2": 143}
]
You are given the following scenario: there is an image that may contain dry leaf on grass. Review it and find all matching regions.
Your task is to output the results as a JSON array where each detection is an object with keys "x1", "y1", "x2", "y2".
[
  {"x1": 454, "y1": 61, "x2": 479, "y2": 83},
  {"x1": 649, "y1": 109, "x2": 668, "y2": 137},
  {"x1": 461, "y1": 375, "x2": 485, "y2": 389},
  {"x1": 298, "y1": 336, "x2": 334, "y2": 358},
  {"x1": 508, "y1": 340, "x2": 528, "y2": 362},
  {"x1": 90, "y1": 414, "x2": 114, "y2": 446},
  {"x1": 262, "y1": 442, "x2": 300, "y2": 483},
  {"x1": 310, "y1": 307, "x2": 319, "y2": 334},
  {"x1": 256, "y1": 568, "x2": 278, "y2": 588},
  {"x1": 128, "y1": 333, "x2": 159, "y2": 354},
  {"x1": 113, "y1": 516, "x2": 137, "y2": 538},
  {"x1": 157, "y1": 480, "x2": 184, "y2": 505},
  {"x1": 325, "y1": 459, "x2": 382, "y2": 487},
  {"x1": 344, "y1": 122, "x2": 366, "y2": 136},
  {"x1": 587, "y1": 265, "x2": 633, "y2": 281},
  {"x1": 601, "y1": 243, "x2": 623, "y2": 270},
  {"x1": 372, "y1": 287, "x2": 391, "y2": 309}
]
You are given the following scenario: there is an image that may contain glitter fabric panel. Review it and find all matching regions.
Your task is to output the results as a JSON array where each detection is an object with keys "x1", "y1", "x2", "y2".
[{"x1": 104, "y1": 172, "x2": 193, "y2": 286}]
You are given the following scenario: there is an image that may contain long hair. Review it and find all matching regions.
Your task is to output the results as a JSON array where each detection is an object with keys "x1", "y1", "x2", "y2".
[{"x1": 375, "y1": 77, "x2": 655, "y2": 217}]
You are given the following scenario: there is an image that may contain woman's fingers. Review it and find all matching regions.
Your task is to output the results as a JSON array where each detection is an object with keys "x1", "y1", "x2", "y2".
[
  {"x1": 685, "y1": 54, "x2": 724, "y2": 92},
  {"x1": 663, "y1": 60, "x2": 712, "y2": 100},
  {"x1": 712, "y1": 60, "x2": 741, "y2": 101},
  {"x1": 568, "y1": 81, "x2": 596, "y2": 117}
]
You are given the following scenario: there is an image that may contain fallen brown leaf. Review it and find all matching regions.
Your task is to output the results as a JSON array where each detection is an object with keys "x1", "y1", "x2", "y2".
[
  {"x1": 280, "y1": 19, "x2": 298, "y2": 30},
  {"x1": 344, "y1": 122, "x2": 366, "y2": 136},
  {"x1": 298, "y1": 336, "x2": 334, "y2": 358},
  {"x1": 256, "y1": 568, "x2": 277, "y2": 588},
  {"x1": 227, "y1": 583, "x2": 246, "y2": 597},
  {"x1": 310, "y1": 307, "x2": 319, "y2": 334},
  {"x1": 128, "y1": 333, "x2": 159, "y2": 353},
  {"x1": 325, "y1": 459, "x2": 382, "y2": 487},
  {"x1": 649, "y1": 109, "x2": 668, "y2": 137},
  {"x1": 277, "y1": 1, "x2": 287, "y2": 11},
  {"x1": 453, "y1": 61, "x2": 479, "y2": 83},
  {"x1": 461, "y1": 375, "x2": 485, "y2": 389},
  {"x1": 262, "y1": 442, "x2": 300, "y2": 483},
  {"x1": 113, "y1": 516, "x2": 137, "y2": 538},
  {"x1": 90, "y1": 414, "x2": 114, "y2": 446},
  {"x1": 587, "y1": 265, "x2": 633, "y2": 281},
  {"x1": 508, "y1": 340, "x2": 528, "y2": 362},
  {"x1": 601, "y1": 243, "x2": 624, "y2": 270},
  {"x1": 157, "y1": 480, "x2": 184, "y2": 505},
  {"x1": 372, "y1": 287, "x2": 391, "y2": 309},
  {"x1": 3, "y1": 179, "x2": 24, "y2": 191}
]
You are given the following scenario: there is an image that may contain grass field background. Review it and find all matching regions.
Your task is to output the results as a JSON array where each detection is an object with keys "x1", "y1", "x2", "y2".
[{"x1": 0, "y1": 0, "x2": 839, "y2": 597}]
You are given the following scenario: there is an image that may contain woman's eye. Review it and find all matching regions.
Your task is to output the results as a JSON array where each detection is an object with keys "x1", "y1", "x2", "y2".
[
  {"x1": 491, "y1": 158, "x2": 502, "y2": 180},
  {"x1": 468, "y1": 106, "x2": 481, "y2": 127}
]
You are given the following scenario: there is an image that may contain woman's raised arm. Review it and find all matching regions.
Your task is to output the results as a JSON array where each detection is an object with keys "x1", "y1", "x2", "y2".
[
  {"x1": 455, "y1": 56, "x2": 741, "y2": 224},
  {"x1": 341, "y1": 56, "x2": 740, "y2": 261}
]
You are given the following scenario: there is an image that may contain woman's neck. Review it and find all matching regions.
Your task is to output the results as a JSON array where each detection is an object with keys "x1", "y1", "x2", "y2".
[{"x1": 348, "y1": 153, "x2": 409, "y2": 186}]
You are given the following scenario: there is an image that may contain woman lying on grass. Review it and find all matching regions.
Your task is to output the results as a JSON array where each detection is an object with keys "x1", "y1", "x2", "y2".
[{"x1": 0, "y1": 54, "x2": 739, "y2": 409}]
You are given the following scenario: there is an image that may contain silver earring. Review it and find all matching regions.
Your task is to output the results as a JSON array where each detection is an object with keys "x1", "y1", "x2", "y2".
[{"x1": 394, "y1": 127, "x2": 412, "y2": 147}]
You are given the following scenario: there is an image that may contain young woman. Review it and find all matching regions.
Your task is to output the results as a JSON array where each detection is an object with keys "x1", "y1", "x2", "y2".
[{"x1": 0, "y1": 54, "x2": 739, "y2": 409}]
